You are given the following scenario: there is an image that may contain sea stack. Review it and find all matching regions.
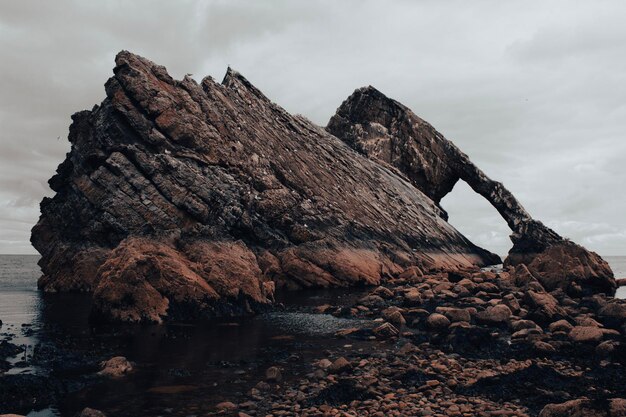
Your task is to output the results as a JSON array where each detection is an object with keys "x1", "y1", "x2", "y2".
[
  {"x1": 327, "y1": 86, "x2": 616, "y2": 296},
  {"x1": 31, "y1": 51, "x2": 614, "y2": 323}
]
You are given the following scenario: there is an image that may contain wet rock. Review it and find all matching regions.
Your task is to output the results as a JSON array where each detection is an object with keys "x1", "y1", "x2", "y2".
[
  {"x1": 524, "y1": 291, "x2": 565, "y2": 323},
  {"x1": 309, "y1": 378, "x2": 372, "y2": 406},
  {"x1": 98, "y1": 356, "x2": 133, "y2": 377},
  {"x1": 610, "y1": 399, "x2": 626, "y2": 417},
  {"x1": 538, "y1": 398, "x2": 608, "y2": 417},
  {"x1": 598, "y1": 303, "x2": 626, "y2": 328},
  {"x1": 511, "y1": 319, "x2": 540, "y2": 332},
  {"x1": 371, "y1": 286, "x2": 394, "y2": 299},
  {"x1": 426, "y1": 313, "x2": 450, "y2": 330},
  {"x1": 569, "y1": 326, "x2": 604, "y2": 344},
  {"x1": 475, "y1": 304, "x2": 512, "y2": 325},
  {"x1": 79, "y1": 408, "x2": 107, "y2": 417},
  {"x1": 216, "y1": 401, "x2": 237, "y2": 411},
  {"x1": 397, "y1": 342, "x2": 418, "y2": 355},
  {"x1": 328, "y1": 357, "x2": 352, "y2": 373},
  {"x1": 549, "y1": 319, "x2": 573, "y2": 333},
  {"x1": 596, "y1": 340, "x2": 620, "y2": 357},
  {"x1": 435, "y1": 307, "x2": 471, "y2": 323},
  {"x1": 316, "y1": 359, "x2": 332, "y2": 369},
  {"x1": 503, "y1": 294, "x2": 521, "y2": 313},
  {"x1": 381, "y1": 307, "x2": 406, "y2": 326},
  {"x1": 265, "y1": 366, "x2": 282, "y2": 382},
  {"x1": 403, "y1": 288, "x2": 423, "y2": 306},
  {"x1": 372, "y1": 322, "x2": 400, "y2": 339}
]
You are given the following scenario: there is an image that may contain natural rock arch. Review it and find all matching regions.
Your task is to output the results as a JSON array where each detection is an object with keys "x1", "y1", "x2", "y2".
[{"x1": 327, "y1": 86, "x2": 615, "y2": 295}]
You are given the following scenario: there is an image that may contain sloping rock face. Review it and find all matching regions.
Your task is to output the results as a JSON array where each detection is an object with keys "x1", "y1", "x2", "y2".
[
  {"x1": 327, "y1": 86, "x2": 615, "y2": 296},
  {"x1": 31, "y1": 51, "x2": 500, "y2": 322}
]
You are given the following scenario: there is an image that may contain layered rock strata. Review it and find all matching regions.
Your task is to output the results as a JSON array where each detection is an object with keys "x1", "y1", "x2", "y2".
[
  {"x1": 327, "y1": 86, "x2": 615, "y2": 295},
  {"x1": 32, "y1": 52, "x2": 500, "y2": 322}
]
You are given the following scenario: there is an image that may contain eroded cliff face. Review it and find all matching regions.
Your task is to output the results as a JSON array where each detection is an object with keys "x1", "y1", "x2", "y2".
[
  {"x1": 327, "y1": 86, "x2": 615, "y2": 296},
  {"x1": 31, "y1": 52, "x2": 500, "y2": 323}
]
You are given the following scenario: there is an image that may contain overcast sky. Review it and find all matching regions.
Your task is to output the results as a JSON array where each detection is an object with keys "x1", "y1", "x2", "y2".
[{"x1": 1, "y1": 0, "x2": 625, "y2": 256}]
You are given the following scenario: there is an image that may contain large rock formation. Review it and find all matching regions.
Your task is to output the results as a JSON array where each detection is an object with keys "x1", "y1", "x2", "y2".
[
  {"x1": 327, "y1": 86, "x2": 615, "y2": 296},
  {"x1": 31, "y1": 52, "x2": 500, "y2": 323}
]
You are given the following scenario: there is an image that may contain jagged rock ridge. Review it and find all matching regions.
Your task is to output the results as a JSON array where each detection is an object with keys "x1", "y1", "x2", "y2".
[
  {"x1": 327, "y1": 86, "x2": 615, "y2": 295},
  {"x1": 32, "y1": 51, "x2": 500, "y2": 323}
]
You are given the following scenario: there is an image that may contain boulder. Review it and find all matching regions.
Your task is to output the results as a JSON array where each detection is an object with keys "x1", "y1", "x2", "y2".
[
  {"x1": 524, "y1": 291, "x2": 565, "y2": 322},
  {"x1": 32, "y1": 52, "x2": 501, "y2": 322},
  {"x1": 435, "y1": 307, "x2": 471, "y2": 323},
  {"x1": 426, "y1": 313, "x2": 451, "y2": 330},
  {"x1": 98, "y1": 356, "x2": 133, "y2": 378},
  {"x1": 265, "y1": 366, "x2": 282, "y2": 382},
  {"x1": 328, "y1": 357, "x2": 352, "y2": 373},
  {"x1": 539, "y1": 398, "x2": 609, "y2": 417},
  {"x1": 79, "y1": 409, "x2": 107, "y2": 417},
  {"x1": 372, "y1": 322, "x2": 400, "y2": 339},
  {"x1": 475, "y1": 304, "x2": 512, "y2": 325},
  {"x1": 569, "y1": 326, "x2": 604, "y2": 344},
  {"x1": 549, "y1": 319, "x2": 573, "y2": 333}
]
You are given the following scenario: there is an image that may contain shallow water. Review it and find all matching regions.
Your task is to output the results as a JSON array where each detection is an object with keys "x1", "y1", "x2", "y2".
[
  {"x1": 0, "y1": 255, "x2": 376, "y2": 416},
  {"x1": 1, "y1": 254, "x2": 625, "y2": 416}
]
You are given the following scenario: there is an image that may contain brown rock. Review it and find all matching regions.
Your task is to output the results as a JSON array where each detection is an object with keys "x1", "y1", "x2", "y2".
[
  {"x1": 596, "y1": 340, "x2": 620, "y2": 357},
  {"x1": 328, "y1": 357, "x2": 352, "y2": 373},
  {"x1": 372, "y1": 322, "x2": 400, "y2": 339},
  {"x1": 403, "y1": 288, "x2": 423, "y2": 306},
  {"x1": 426, "y1": 313, "x2": 451, "y2": 330},
  {"x1": 549, "y1": 319, "x2": 573, "y2": 333},
  {"x1": 79, "y1": 409, "x2": 107, "y2": 417},
  {"x1": 539, "y1": 398, "x2": 608, "y2": 417},
  {"x1": 524, "y1": 291, "x2": 565, "y2": 322},
  {"x1": 327, "y1": 85, "x2": 613, "y2": 295},
  {"x1": 98, "y1": 356, "x2": 133, "y2": 378},
  {"x1": 265, "y1": 366, "x2": 282, "y2": 382},
  {"x1": 610, "y1": 399, "x2": 626, "y2": 417},
  {"x1": 510, "y1": 319, "x2": 540, "y2": 332},
  {"x1": 435, "y1": 307, "x2": 471, "y2": 323},
  {"x1": 534, "y1": 341, "x2": 556, "y2": 353},
  {"x1": 216, "y1": 402, "x2": 237, "y2": 411},
  {"x1": 475, "y1": 305, "x2": 512, "y2": 325},
  {"x1": 508, "y1": 242, "x2": 616, "y2": 296},
  {"x1": 382, "y1": 307, "x2": 406, "y2": 326},
  {"x1": 32, "y1": 52, "x2": 502, "y2": 322},
  {"x1": 569, "y1": 326, "x2": 604, "y2": 343},
  {"x1": 503, "y1": 294, "x2": 521, "y2": 313}
]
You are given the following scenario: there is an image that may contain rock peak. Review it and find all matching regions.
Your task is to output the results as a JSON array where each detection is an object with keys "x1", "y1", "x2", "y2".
[{"x1": 32, "y1": 52, "x2": 502, "y2": 322}]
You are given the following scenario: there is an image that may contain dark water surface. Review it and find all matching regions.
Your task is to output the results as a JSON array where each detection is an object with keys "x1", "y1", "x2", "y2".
[
  {"x1": 1, "y1": 254, "x2": 625, "y2": 416},
  {"x1": 0, "y1": 255, "x2": 377, "y2": 416}
]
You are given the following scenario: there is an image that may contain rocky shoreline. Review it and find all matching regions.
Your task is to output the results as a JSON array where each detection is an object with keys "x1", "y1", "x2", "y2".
[
  {"x1": 2, "y1": 263, "x2": 625, "y2": 416},
  {"x1": 6, "y1": 50, "x2": 622, "y2": 416},
  {"x1": 30, "y1": 51, "x2": 614, "y2": 324},
  {"x1": 204, "y1": 264, "x2": 626, "y2": 417}
]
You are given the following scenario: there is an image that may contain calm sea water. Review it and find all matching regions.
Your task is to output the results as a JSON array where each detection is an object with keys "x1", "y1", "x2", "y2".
[{"x1": 0, "y1": 255, "x2": 374, "y2": 416}]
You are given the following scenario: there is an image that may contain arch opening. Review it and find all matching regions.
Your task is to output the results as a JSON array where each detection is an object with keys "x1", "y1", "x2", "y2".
[{"x1": 440, "y1": 180, "x2": 512, "y2": 260}]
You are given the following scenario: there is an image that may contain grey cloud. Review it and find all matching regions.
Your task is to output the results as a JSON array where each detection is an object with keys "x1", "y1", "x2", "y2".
[{"x1": 0, "y1": 0, "x2": 624, "y2": 256}]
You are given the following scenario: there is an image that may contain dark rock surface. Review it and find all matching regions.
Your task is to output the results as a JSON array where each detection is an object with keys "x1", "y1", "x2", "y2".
[
  {"x1": 31, "y1": 51, "x2": 500, "y2": 322},
  {"x1": 327, "y1": 86, "x2": 615, "y2": 295}
]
